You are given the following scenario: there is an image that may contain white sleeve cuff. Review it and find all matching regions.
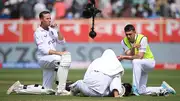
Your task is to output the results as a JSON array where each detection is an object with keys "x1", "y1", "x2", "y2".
[
  {"x1": 139, "y1": 37, "x2": 148, "y2": 52},
  {"x1": 121, "y1": 40, "x2": 129, "y2": 53},
  {"x1": 139, "y1": 48, "x2": 146, "y2": 52},
  {"x1": 57, "y1": 38, "x2": 66, "y2": 44},
  {"x1": 44, "y1": 49, "x2": 50, "y2": 55}
]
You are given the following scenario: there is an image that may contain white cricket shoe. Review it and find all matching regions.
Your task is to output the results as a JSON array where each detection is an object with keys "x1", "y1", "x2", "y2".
[
  {"x1": 7, "y1": 81, "x2": 21, "y2": 95},
  {"x1": 55, "y1": 90, "x2": 71, "y2": 96},
  {"x1": 132, "y1": 85, "x2": 140, "y2": 96},
  {"x1": 160, "y1": 88, "x2": 169, "y2": 96},
  {"x1": 161, "y1": 81, "x2": 176, "y2": 95}
]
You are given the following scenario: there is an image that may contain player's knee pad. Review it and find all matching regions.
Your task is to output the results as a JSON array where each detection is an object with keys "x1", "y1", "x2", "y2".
[
  {"x1": 53, "y1": 60, "x2": 61, "y2": 68},
  {"x1": 52, "y1": 52, "x2": 71, "y2": 69},
  {"x1": 60, "y1": 52, "x2": 71, "y2": 68}
]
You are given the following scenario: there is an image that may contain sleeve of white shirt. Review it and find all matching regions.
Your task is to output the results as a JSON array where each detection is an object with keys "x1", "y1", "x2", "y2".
[
  {"x1": 139, "y1": 37, "x2": 148, "y2": 52},
  {"x1": 34, "y1": 32, "x2": 50, "y2": 55},
  {"x1": 50, "y1": 28, "x2": 66, "y2": 44},
  {"x1": 57, "y1": 38, "x2": 66, "y2": 44},
  {"x1": 121, "y1": 40, "x2": 129, "y2": 53}
]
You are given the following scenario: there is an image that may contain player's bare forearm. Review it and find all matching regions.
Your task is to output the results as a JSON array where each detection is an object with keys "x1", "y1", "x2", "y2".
[
  {"x1": 129, "y1": 48, "x2": 135, "y2": 55},
  {"x1": 131, "y1": 47, "x2": 135, "y2": 55},
  {"x1": 49, "y1": 49, "x2": 63, "y2": 55},
  {"x1": 125, "y1": 44, "x2": 141, "y2": 55},
  {"x1": 125, "y1": 48, "x2": 135, "y2": 56},
  {"x1": 121, "y1": 55, "x2": 139, "y2": 60},
  {"x1": 57, "y1": 32, "x2": 64, "y2": 41},
  {"x1": 119, "y1": 52, "x2": 144, "y2": 60},
  {"x1": 50, "y1": 23, "x2": 64, "y2": 41}
]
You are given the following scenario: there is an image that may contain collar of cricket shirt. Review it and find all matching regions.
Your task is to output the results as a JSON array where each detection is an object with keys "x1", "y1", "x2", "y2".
[{"x1": 39, "y1": 26, "x2": 50, "y2": 32}]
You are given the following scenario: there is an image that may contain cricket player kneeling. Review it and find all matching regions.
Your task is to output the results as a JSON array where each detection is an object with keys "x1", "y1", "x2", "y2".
[
  {"x1": 6, "y1": 52, "x2": 71, "y2": 95},
  {"x1": 70, "y1": 49, "x2": 126, "y2": 97},
  {"x1": 6, "y1": 11, "x2": 73, "y2": 96}
]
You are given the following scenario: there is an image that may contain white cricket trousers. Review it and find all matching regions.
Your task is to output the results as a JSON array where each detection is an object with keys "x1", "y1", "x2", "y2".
[
  {"x1": 132, "y1": 59, "x2": 161, "y2": 94},
  {"x1": 38, "y1": 55, "x2": 61, "y2": 89},
  {"x1": 73, "y1": 71, "x2": 123, "y2": 97}
]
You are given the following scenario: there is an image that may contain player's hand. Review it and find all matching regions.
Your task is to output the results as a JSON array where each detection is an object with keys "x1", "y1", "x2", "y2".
[
  {"x1": 59, "y1": 51, "x2": 70, "y2": 55},
  {"x1": 50, "y1": 23, "x2": 58, "y2": 28},
  {"x1": 117, "y1": 55, "x2": 123, "y2": 61},
  {"x1": 50, "y1": 23, "x2": 60, "y2": 32},
  {"x1": 133, "y1": 43, "x2": 141, "y2": 48},
  {"x1": 51, "y1": 23, "x2": 61, "y2": 38}
]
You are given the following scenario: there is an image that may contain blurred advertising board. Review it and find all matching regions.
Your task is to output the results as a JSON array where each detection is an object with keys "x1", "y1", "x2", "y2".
[
  {"x1": 0, "y1": 18, "x2": 179, "y2": 42},
  {"x1": 0, "y1": 43, "x2": 180, "y2": 69}
]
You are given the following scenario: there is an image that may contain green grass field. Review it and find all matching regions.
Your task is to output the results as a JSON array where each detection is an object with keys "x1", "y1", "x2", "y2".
[{"x1": 0, "y1": 69, "x2": 179, "y2": 101}]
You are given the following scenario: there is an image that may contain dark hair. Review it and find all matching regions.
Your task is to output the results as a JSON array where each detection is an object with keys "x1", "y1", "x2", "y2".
[
  {"x1": 122, "y1": 83, "x2": 132, "y2": 96},
  {"x1": 108, "y1": 83, "x2": 132, "y2": 97},
  {"x1": 124, "y1": 24, "x2": 135, "y2": 32},
  {"x1": 39, "y1": 11, "x2": 50, "y2": 19},
  {"x1": 65, "y1": 80, "x2": 74, "y2": 91}
]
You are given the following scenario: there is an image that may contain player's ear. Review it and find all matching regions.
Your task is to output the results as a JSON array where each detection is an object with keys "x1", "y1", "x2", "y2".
[{"x1": 40, "y1": 17, "x2": 44, "y2": 22}]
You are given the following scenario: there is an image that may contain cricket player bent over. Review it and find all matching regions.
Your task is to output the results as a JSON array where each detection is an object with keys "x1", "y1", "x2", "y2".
[
  {"x1": 7, "y1": 11, "x2": 71, "y2": 95},
  {"x1": 70, "y1": 49, "x2": 126, "y2": 97},
  {"x1": 118, "y1": 24, "x2": 176, "y2": 96}
]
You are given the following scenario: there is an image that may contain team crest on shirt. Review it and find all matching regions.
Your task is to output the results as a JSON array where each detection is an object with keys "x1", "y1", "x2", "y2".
[{"x1": 44, "y1": 34, "x2": 47, "y2": 37}]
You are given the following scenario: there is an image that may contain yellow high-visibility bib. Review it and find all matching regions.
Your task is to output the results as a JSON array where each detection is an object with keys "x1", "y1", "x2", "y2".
[{"x1": 123, "y1": 34, "x2": 154, "y2": 59}]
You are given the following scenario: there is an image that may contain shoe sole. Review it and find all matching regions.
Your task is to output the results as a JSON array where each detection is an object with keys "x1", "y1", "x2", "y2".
[
  {"x1": 162, "y1": 81, "x2": 176, "y2": 94},
  {"x1": 133, "y1": 92, "x2": 140, "y2": 96},
  {"x1": 6, "y1": 81, "x2": 20, "y2": 95}
]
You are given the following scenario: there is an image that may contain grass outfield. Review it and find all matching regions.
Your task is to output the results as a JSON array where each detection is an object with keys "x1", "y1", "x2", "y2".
[{"x1": 0, "y1": 69, "x2": 179, "y2": 101}]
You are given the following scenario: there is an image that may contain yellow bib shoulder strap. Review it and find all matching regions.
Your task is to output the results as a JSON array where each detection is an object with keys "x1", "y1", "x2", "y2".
[
  {"x1": 135, "y1": 34, "x2": 145, "y2": 44},
  {"x1": 123, "y1": 34, "x2": 144, "y2": 48},
  {"x1": 123, "y1": 37, "x2": 131, "y2": 48}
]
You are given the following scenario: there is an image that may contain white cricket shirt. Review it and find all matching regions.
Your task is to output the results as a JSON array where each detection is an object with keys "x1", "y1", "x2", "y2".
[{"x1": 34, "y1": 26, "x2": 65, "y2": 60}]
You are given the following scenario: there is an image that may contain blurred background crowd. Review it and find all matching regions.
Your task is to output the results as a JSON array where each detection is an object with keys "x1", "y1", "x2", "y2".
[{"x1": 0, "y1": 0, "x2": 180, "y2": 20}]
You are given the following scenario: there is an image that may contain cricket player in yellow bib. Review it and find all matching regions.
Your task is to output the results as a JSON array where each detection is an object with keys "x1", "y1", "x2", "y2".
[{"x1": 118, "y1": 24, "x2": 176, "y2": 96}]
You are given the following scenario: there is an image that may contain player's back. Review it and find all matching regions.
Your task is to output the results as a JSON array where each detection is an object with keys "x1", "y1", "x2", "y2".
[{"x1": 93, "y1": 49, "x2": 124, "y2": 76}]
